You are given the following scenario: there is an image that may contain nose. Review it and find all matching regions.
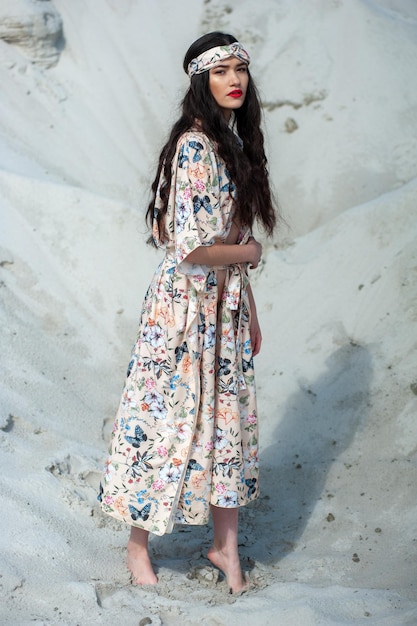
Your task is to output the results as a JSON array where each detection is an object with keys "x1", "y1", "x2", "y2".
[{"x1": 230, "y1": 70, "x2": 241, "y2": 85}]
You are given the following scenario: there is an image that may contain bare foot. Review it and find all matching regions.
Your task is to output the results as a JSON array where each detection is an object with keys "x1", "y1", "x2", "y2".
[
  {"x1": 126, "y1": 538, "x2": 158, "y2": 585},
  {"x1": 207, "y1": 545, "x2": 248, "y2": 594}
]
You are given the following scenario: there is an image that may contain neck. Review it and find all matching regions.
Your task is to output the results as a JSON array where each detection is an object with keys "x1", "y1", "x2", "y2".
[{"x1": 221, "y1": 108, "x2": 232, "y2": 123}]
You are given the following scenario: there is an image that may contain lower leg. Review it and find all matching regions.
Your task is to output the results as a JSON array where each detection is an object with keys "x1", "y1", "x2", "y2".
[
  {"x1": 126, "y1": 526, "x2": 158, "y2": 585},
  {"x1": 208, "y1": 505, "x2": 247, "y2": 593}
]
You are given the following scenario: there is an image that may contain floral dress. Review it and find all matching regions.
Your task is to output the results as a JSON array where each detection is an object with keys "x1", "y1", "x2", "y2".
[{"x1": 99, "y1": 130, "x2": 259, "y2": 536}]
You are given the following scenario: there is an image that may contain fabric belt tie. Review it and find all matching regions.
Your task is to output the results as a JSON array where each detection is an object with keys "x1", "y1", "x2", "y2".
[{"x1": 225, "y1": 264, "x2": 249, "y2": 391}]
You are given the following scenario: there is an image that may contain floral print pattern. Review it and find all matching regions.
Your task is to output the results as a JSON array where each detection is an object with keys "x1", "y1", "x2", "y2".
[
  {"x1": 187, "y1": 43, "x2": 250, "y2": 78},
  {"x1": 99, "y1": 131, "x2": 259, "y2": 536}
]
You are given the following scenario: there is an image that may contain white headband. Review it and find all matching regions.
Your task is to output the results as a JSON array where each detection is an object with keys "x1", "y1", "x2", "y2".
[{"x1": 187, "y1": 42, "x2": 250, "y2": 79}]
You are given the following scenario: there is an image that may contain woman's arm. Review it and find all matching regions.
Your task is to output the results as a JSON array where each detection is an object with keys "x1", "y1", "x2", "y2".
[
  {"x1": 186, "y1": 237, "x2": 262, "y2": 268},
  {"x1": 247, "y1": 283, "x2": 262, "y2": 356}
]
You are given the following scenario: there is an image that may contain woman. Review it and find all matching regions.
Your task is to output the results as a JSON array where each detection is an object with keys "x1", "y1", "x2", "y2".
[{"x1": 99, "y1": 31, "x2": 276, "y2": 594}]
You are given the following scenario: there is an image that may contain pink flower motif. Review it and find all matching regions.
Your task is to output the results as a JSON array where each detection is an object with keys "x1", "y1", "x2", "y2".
[
  {"x1": 145, "y1": 378, "x2": 156, "y2": 390},
  {"x1": 215, "y1": 482, "x2": 227, "y2": 494},
  {"x1": 183, "y1": 187, "x2": 192, "y2": 200},
  {"x1": 196, "y1": 274, "x2": 206, "y2": 282},
  {"x1": 152, "y1": 479, "x2": 165, "y2": 491},
  {"x1": 204, "y1": 441, "x2": 214, "y2": 451},
  {"x1": 104, "y1": 495, "x2": 114, "y2": 505},
  {"x1": 247, "y1": 413, "x2": 257, "y2": 424},
  {"x1": 194, "y1": 179, "x2": 206, "y2": 193},
  {"x1": 157, "y1": 445, "x2": 168, "y2": 457}
]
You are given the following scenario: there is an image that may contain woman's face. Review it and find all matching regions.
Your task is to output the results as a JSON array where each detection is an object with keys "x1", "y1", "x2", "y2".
[{"x1": 209, "y1": 56, "x2": 249, "y2": 121}]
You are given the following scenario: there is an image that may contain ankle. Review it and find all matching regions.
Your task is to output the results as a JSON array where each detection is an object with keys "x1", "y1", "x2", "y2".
[
  {"x1": 210, "y1": 543, "x2": 237, "y2": 559},
  {"x1": 127, "y1": 539, "x2": 148, "y2": 553},
  {"x1": 128, "y1": 527, "x2": 149, "y2": 549}
]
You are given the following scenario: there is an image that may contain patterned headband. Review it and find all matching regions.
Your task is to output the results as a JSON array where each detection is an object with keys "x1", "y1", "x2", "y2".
[{"x1": 187, "y1": 42, "x2": 250, "y2": 78}]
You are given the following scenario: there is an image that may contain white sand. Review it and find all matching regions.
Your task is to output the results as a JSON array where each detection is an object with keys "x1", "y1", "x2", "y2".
[{"x1": 1, "y1": 1, "x2": 417, "y2": 624}]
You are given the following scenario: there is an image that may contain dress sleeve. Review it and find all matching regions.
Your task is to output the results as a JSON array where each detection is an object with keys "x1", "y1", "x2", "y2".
[{"x1": 171, "y1": 135, "x2": 228, "y2": 266}]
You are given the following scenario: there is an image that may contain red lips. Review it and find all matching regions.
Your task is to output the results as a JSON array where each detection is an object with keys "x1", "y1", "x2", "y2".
[{"x1": 228, "y1": 90, "x2": 243, "y2": 98}]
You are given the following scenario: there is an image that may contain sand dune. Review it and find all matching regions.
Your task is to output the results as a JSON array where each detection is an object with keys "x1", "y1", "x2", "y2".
[{"x1": 1, "y1": 1, "x2": 416, "y2": 624}]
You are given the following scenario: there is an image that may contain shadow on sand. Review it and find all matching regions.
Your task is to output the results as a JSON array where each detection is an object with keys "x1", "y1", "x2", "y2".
[{"x1": 240, "y1": 341, "x2": 373, "y2": 568}]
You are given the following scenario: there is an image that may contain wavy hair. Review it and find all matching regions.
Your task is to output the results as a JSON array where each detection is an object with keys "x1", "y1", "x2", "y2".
[{"x1": 146, "y1": 32, "x2": 277, "y2": 243}]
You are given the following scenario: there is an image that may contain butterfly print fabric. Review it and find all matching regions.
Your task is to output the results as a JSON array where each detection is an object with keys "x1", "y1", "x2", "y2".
[{"x1": 100, "y1": 131, "x2": 259, "y2": 535}]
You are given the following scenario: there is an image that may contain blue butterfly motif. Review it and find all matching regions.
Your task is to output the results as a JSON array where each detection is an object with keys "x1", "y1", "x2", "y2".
[
  {"x1": 243, "y1": 339, "x2": 252, "y2": 355},
  {"x1": 218, "y1": 376, "x2": 238, "y2": 395},
  {"x1": 189, "y1": 140, "x2": 204, "y2": 162},
  {"x1": 124, "y1": 424, "x2": 147, "y2": 448},
  {"x1": 178, "y1": 144, "x2": 189, "y2": 168},
  {"x1": 242, "y1": 356, "x2": 254, "y2": 372},
  {"x1": 206, "y1": 271, "x2": 217, "y2": 287},
  {"x1": 184, "y1": 458, "x2": 204, "y2": 482},
  {"x1": 172, "y1": 288, "x2": 184, "y2": 303},
  {"x1": 126, "y1": 356, "x2": 136, "y2": 377},
  {"x1": 193, "y1": 195, "x2": 213, "y2": 215},
  {"x1": 197, "y1": 311, "x2": 206, "y2": 334},
  {"x1": 240, "y1": 301, "x2": 250, "y2": 323},
  {"x1": 245, "y1": 478, "x2": 257, "y2": 497},
  {"x1": 128, "y1": 503, "x2": 151, "y2": 522},
  {"x1": 220, "y1": 169, "x2": 236, "y2": 194},
  {"x1": 175, "y1": 341, "x2": 189, "y2": 364},
  {"x1": 217, "y1": 356, "x2": 231, "y2": 377}
]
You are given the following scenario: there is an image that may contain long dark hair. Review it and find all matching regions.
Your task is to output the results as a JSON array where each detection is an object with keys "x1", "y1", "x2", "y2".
[{"x1": 146, "y1": 32, "x2": 277, "y2": 243}]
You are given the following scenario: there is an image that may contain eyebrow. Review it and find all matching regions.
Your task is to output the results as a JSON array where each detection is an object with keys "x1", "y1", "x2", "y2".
[{"x1": 213, "y1": 61, "x2": 247, "y2": 69}]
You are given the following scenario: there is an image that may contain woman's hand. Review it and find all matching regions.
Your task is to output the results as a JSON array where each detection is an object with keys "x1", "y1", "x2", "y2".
[
  {"x1": 250, "y1": 311, "x2": 262, "y2": 356},
  {"x1": 247, "y1": 283, "x2": 262, "y2": 356},
  {"x1": 246, "y1": 237, "x2": 262, "y2": 269}
]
